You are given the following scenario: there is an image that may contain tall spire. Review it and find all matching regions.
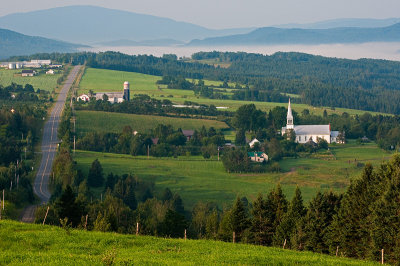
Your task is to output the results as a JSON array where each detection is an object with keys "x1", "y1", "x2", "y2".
[{"x1": 286, "y1": 98, "x2": 294, "y2": 129}]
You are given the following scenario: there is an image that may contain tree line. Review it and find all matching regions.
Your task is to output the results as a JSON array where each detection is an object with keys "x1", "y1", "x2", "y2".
[
  {"x1": 0, "y1": 83, "x2": 51, "y2": 102},
  {"x1": 77, "y1": 124, "x2": 225, "y2": 159},
  {"x1": 0, "y1": 99, "x2": 47, "y2": 217},
  {"x1": 75, "y1": 94, "x2": 231, "y2": 118}
]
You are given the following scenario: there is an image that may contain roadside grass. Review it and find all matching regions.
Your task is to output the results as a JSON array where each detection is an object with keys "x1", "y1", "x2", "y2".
[
  {"x1": 0, "y1": 69, "x2": 62, "y2": 91},
  {"x1": 74, "y1": 142, "x2": 391, "y2": 210},
  {"x1": 75, "y1": 110, "x2": 229, "y2": 136},
  {"x1": 0, "y1": 220, "x2": 375, "y2": 265},
  {"x1": 78, "y1": 68, "x2": 386, "y2": 116}
]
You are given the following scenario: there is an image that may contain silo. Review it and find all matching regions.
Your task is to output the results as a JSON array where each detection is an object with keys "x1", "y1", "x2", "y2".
[{"x1": 123, "y1": 81, "x2": 130, "y2": 101}]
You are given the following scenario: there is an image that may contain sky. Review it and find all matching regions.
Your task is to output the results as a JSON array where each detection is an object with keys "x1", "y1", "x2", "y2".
[{"x1": 1, "y1": 0, "x2": 400, "y2": 29}]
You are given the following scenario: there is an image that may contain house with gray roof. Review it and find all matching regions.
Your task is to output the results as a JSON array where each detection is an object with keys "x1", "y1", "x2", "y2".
[{"x1": 281, "y1": 99, "x2": 343, "y2": 144}]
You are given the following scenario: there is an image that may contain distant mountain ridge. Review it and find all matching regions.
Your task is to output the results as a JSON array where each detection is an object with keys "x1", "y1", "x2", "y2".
[
  {"x1": 188, "y1": 23, "x2": 400, "y2": 46},
  {"x1": 274, "y1": 18, "x2": 400, "y2": 29},
  {"x1": 0, "y1": 6, "x2": 254, "y2": 45},
  {"x1": 0, "y1": 28, "x2": 85, "y2": 59}
]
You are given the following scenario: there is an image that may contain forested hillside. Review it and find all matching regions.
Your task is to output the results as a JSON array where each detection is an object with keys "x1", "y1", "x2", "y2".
[
  {"x1": 0, "y1": 28, "x2": 84, "y2": 59},
  {"x1": 9, "y1": 51, "x2": 400, "y2": 114}
]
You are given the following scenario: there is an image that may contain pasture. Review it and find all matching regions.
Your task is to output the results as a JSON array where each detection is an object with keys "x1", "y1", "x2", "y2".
[
  {"x1": 0, "y1": 69, "x2": 62, "y2": 91},
  {"x1": 74, "y1": 142, "x2": 391, "y2": 210},
  {"x1": 78, "y1": 67, "x2": 386, "y2": 116},
  {"x1": 0, "y1": 220, "x2": 373, "y2": 265},
  {"x1": 75, "y1": 110, "x2": 229, "y2": 136}
]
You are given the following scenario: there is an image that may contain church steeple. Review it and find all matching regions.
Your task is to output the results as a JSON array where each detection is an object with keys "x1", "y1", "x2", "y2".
[{"x1": 286, "y1": 98, "x2": 294, "y2": 129}]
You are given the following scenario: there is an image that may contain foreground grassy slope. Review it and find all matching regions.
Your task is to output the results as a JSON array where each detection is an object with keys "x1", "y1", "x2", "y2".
[
  {"x1": 0, "y1": 69, "x2": 62, "y2": 91},
  {"x1": 75, "y1": 110, "x2": 229, "y2": 136},
  {"x1": 0, "y1": 220, "x2": 375, "y2": 265},
  {"x1": 74, "y1": 142, "x2": 391, "y2": 210},
  {"x1": 79, "y1": 67, "x2": 386, "y2": 115}
]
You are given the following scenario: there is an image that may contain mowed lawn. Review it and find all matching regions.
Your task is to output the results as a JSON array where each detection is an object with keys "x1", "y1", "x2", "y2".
[
  {"x1": 0, "y1": 220, "x2": 374, "y2": 265},
  {"x1": 74, "y1": 142, "x2": 391, "y2": 210},
  {"x1": 78, "y1": 68, "x2": 386, "y2": 116},
  {"x1": 75, "y1": 110, "x2": 229, "y2": 136},
  {"x1": 0, "y1": 69, "x2": 62, "y2": 91}
]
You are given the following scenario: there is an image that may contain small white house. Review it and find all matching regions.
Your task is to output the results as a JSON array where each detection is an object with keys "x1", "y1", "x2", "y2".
[
  {"x1": 46, "y1": 69, "x2": 55, "y2": 75},
  {"x1": 248, "y1": 138, "x2": 260, "y2": 148},
  {"x1": 78, "y1": 94, "x2": 90, "y2": 102},
  {"x1": 248, "y1": 152, "x2": 269, "y2": 163}
]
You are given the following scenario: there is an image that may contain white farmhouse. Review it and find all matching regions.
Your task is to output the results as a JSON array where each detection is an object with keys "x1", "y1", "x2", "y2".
[
  {"x1": 281, "y1": 99, "x2": 342, "y2": 144},
  {"x1": 248, "y1": 152, "x2": 269, "y2": 163},
  {"x1": 78, "y1": 94, "x2": 90, "y2": 102}
]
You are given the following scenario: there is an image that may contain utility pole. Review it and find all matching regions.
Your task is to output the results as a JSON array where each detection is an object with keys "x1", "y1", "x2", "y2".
[{"x1": 218, "y1": 147, "x2": 220, "y2": 161}]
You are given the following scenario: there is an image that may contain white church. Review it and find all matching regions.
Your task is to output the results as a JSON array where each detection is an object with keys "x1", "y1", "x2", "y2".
[{"x1": 281, "y1": 99, "x2": 342, "y2": 144}]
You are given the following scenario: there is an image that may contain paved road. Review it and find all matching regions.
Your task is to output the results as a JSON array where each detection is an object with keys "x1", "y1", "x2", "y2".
[{"x1": 21, "y1": 65, "x2": 81, "y2": 222}]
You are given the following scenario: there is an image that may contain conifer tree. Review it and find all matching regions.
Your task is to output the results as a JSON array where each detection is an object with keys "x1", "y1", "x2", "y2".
[
  {"x1": 231, "y1": 196, "x2": 249, "y2": 242},
  {"x1": 273, "y1": 186, "x2": 306, "y2": 247},
  {"x1": 370, "y1": 155, "x2": 400, "y2": 263},
  {"x1": 87, "y1": 159, "x2": 104, "y2": 187},
  {"x1": 270, "y1": 184, "x2": 288, "y2": 231},
  {"x1": 54, "y1": 185, "x2": 84, "y2": 227},
  {"x1": 162, "y1": 209, "x2": 187, "y2": 238},
  {"x1": 301, "y1": 191, "x2": 340, "y2": 253},
  {"x1": 250, "y1": 193, "x2": 270, "y2": 245},
  {"x1": 328, "y1": 163, "x2": 380, "y2": 258}
]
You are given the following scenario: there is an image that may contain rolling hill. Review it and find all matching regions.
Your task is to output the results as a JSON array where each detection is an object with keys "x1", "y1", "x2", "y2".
[
  {"x1": 188, "y1": 23, "x2": 400, "y2": 46},
  {"x1": 0, "y1": 220, "x2": 375, "y2": 265},
  {"x1": 0, "y1": 6, "x2": 254, "y2": 44},
  {"x1": 0, "y1": 28, "x2": 85, "y2": 59}
]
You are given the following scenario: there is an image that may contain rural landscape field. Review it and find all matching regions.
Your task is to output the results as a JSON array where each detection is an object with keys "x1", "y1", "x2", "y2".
[
  {"x1": 2, "y1": 2, "x2": 400, "y2": 264},
  {"x1": 0, "y1": 68, "x2": 63, "y2": 91},
  {"x1": 0, "y1": 220, "x2": 374, "y2": 265},
  {"x1": 74, "y1": 141, "x2": 391, "y2": 210},
  {"x1": 79, "y1": 67, "x2": 385, "y2": 116}
]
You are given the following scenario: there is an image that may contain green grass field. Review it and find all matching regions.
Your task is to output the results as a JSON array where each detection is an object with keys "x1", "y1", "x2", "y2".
[
  {"x1": 0, "y1": 220, "x2": 376, "y2": 265},
  {"x1": 78, "y1": 68, "x2": 386, "y2": 116},
  {"x1": 0, "y1": 69, "x2": 62, "y2": 91},
  {"x1": 74, "y1": 142, "x2": 391, "y2": 210},
  {"x1": 75, "y1": 110, "x2": 229, "y2": 136}
]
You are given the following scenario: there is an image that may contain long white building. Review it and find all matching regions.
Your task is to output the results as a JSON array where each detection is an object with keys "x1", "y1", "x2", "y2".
[{"x1": 281, "y1": 99, "x2": 342, "y2": 144}]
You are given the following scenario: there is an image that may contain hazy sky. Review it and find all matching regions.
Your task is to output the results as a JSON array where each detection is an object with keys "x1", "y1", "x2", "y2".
[{"x1": 2, "y1": 0, "x2": 400, "y2": 29}]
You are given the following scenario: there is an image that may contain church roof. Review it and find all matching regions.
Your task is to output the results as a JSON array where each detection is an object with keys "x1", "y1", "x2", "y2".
[{"x1": 294, "y1": 125, "x2": 330, "y2": 135}]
